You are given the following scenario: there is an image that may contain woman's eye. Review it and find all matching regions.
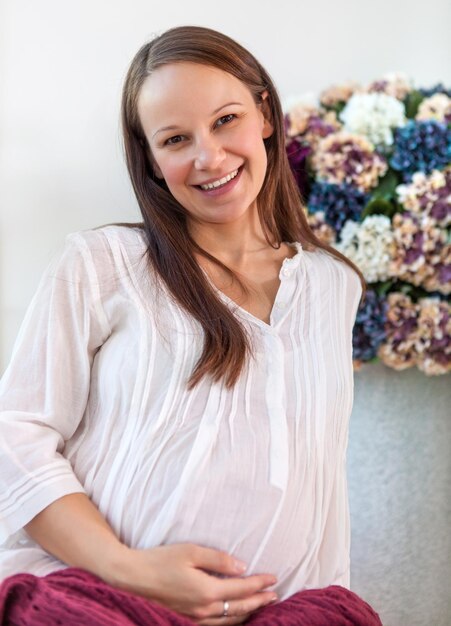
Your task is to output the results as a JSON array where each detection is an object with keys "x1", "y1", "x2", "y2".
[
  {"x1": 216, "y1": 114, "x2": 236, "y2": 127},
  {"x1": 163, "y1": 115, "x2": 236, "y2": 146},
  {"x1": 165, "y1": 135, "x2": 184, "y2": 146}
]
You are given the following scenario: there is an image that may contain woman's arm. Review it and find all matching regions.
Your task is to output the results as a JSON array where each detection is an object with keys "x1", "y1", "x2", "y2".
[
  {"x1": 24, "y1": 492, "x2": 127, "y2": 583},
  {"x1": 0, "y1": 233, "x2": 112, "y2": 543},
  {"x1": 24, "y1": 492, "x2": 278, "y2": 625}
]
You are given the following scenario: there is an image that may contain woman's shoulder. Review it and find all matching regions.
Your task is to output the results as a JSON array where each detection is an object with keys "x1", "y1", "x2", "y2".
[
  {"x1": 301, "y1": 242, "x2": 363, "y2": 298},
  {"x1": 72, "y1": 222, "x2": 147, "y2": 252},
  {"x1": 50, "y1": 223, "x2": 148, "y2": 287}
]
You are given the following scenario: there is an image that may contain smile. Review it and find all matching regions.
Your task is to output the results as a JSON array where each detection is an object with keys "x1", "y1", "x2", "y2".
[{"x1": 198, "y1": 168, "x2": 240, "y2": 190}]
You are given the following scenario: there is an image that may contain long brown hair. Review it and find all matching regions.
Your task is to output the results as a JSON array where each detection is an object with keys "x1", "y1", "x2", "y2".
[{"x1": 121, "y1": 25, "x2": 366, "y2": 388}]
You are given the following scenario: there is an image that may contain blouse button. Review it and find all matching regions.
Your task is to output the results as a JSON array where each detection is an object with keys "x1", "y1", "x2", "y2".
[
  {"x1": 282, "y1": 268, "x2": 292, "y2": 277},
  {"x1": 276, "y1": 301, "x2": 286, "y2": 309}
]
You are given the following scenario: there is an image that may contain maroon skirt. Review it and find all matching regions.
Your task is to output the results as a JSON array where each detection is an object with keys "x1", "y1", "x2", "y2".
[{"x1": 0, "y1": 567, "x2": 383, "y2": 625}]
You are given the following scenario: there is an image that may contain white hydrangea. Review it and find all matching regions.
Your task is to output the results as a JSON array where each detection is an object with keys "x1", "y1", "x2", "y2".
[
  {"x1": 339, "y1": 93, "x2": 406, "y2": 147},
  {"x1": 335, "y1": 215, "x2": 395, "y2": 283}
]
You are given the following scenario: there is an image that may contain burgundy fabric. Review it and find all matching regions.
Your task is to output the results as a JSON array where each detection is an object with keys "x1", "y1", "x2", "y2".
[{"x1": 0, "y1": 567, "x2": 383, "y2": 625}]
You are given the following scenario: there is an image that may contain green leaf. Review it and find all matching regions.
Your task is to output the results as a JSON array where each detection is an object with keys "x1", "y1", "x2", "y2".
[
  {"x1": 375, "y1": 280, "x2": 395, "y2": 296},
  {"x1": 324, "y1": 101, "x2": 347, "y2": 117},
  {"x1": 404, "y1": 90, "x2": 424, "y2": 119},
  {"x1": 361, "y1": 198, "x2": 396, "y2": 219},
  {"x1": 371, "y1": 169, "x2": 401, "y2": 200},
  {"x1": 399, "y1": 283, "x2": 413, "y2": 294}
]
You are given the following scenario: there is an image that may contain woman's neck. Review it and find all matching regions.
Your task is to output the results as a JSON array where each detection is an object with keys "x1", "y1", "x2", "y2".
[{"x1": 188, "y1": 205, "x2": 278, "y2": 270}]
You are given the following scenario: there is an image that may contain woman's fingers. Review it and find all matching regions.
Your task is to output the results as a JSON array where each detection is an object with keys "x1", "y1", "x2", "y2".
[
  {"x1": 188, "y1": 544, "x2": 277, "y2": 595},
  {"x1": 194, "y1": 590, "x2": 278, "y2": 625},
  {"x1": 189, "y1": 544, "x2": 248, "y2": 576},
  {"x1": 201, "y1": 571, "x2": 277, "y2": 603},
  {"x1": 111, "y1": 543, "x2": 278, "y2": 623}
]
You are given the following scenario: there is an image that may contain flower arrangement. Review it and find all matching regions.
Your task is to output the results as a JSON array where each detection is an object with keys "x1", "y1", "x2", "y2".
[{"x1": 285, "y1": 74, "x2": 450, "y2": 375}]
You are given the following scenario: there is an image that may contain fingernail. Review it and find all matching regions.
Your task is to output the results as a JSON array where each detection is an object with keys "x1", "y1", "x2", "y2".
[
  {"x1": 234, "y1": 559, "x2": 247, "y2": 573},
  {"x1": 269, "y1": 595, "x2": 278, "y2": 604}
]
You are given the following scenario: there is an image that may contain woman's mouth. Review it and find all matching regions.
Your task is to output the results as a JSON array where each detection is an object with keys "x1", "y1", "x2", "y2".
[{"x1": 194, "y1": 165, "x2": 243, "y2": 197}]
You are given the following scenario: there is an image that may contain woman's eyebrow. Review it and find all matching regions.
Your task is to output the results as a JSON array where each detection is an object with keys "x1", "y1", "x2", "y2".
[
  {"x1": 152, "y1": 102, "x2": 244, "y2": 138},
  {"x1": 212, "y1": 101, "x2": 243, "y2": 114}
]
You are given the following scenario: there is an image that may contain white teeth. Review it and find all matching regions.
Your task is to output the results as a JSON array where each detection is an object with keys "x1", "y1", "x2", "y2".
[{"x1": 200, "y1": 168, "x2": 239, "y2": 190}]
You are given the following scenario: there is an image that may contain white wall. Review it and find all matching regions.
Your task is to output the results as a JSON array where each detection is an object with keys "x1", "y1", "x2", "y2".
[
  {"x1": 1, "y1": 2, "x2": 450, "y2": 624},
  {"x1": 1, "y1": 0, "x2": 450, "y2": 368}
]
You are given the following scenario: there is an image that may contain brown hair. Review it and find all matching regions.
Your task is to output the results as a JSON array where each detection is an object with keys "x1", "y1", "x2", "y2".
[{"x1": 121, "y1": 25, "x2": 366, "y2": 388}]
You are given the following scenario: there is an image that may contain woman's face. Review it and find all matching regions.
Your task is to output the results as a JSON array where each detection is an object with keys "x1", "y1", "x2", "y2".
[{"x1": 137, "y1": 62, "x2": 273, "y2": 228}]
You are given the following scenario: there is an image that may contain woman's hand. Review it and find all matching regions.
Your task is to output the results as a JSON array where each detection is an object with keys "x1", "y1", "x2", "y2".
[
  {"x1": 23, "y1": 495, "x2": 276, "y2": 623},
  {"x1": 108, "y1": 542, "x2": 278, "y2": 624}
]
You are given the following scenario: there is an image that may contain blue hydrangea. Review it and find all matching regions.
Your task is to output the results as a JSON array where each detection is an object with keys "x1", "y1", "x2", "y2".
[
  {"x1": 390, "y1": 120, "x2": 451, "y2": 182},
  {"x1": 352, "y1": 289, "x2": 388, "y2": 361},
  {"x1": 307, "y1": 182, "x2": 369, "y2": 235},
  {"x1": 418, "y1": 83, "x2": 451, "y2": 98}
]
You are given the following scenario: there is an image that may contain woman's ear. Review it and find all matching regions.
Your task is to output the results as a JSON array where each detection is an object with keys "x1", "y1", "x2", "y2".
[{"x1": 259, "y1": 90, "x2": 274, "y2": 139}]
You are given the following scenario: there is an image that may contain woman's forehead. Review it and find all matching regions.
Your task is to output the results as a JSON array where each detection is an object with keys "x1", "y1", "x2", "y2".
[
  {"x1": 139, "y1": 63, "x2": 252, "y2": 109},
  {"x1": 137, "y1": 62, "x2": 254, "y2": 135}
]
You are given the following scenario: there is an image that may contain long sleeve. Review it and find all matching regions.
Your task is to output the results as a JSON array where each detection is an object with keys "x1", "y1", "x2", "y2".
[{"x1": 0, "y1": 233, "x2": 111, "y2": 543}]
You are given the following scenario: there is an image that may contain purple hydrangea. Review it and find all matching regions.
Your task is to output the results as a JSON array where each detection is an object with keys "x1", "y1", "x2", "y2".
[
  {"x1": 307, "y1": 181, "x2": 369, "y2": 234},
  {"x1": 352, "y1": 289, "x2": 389, "y2": 361},
  {"x1": 305, "y1": 114, "x2": 340, "y2": 138},
  {"x1": 419, "y1": 168, "x2": 451, "y2": 225},
  {"x1": 423, "y1": 303, "x2": 451, "y2": 369},
  {"x1": 286, "y1": 138, "x2": 312, "y2": 199},
  {"x1": 438, "y1": 264, "x2": 451, "y2": 286},
  {"x1": 390, "y1": 120, "x2": 451, "y2": 182}
]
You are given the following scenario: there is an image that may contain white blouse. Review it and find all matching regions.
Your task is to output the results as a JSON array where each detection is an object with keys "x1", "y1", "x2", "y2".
[{"x1": 0, "y1": 225, "x2": 362, "y2": 600}]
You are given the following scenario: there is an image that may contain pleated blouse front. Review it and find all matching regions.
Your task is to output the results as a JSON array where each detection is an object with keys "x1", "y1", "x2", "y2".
[{"x1": 0, "y1": 225, "x2": 362, "y2": 600}]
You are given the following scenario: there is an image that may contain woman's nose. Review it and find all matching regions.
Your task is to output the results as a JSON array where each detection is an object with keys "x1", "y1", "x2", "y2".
[{"x1": 193, "y1": 135, "x2": 226, "y2": 170}]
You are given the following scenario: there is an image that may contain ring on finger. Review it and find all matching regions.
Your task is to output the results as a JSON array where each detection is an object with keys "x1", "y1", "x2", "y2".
[{"x1": 223, "y1": 600, "x2": 230, "y2": 617}]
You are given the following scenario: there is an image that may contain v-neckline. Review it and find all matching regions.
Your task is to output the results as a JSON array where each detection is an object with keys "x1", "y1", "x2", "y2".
[{"x1": 201, "y1": 242, "x2": 303, "y2": 330}]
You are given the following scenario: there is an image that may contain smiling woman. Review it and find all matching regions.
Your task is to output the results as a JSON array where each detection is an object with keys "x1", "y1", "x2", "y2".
[
  {"x1": 137, "y1": 62, "x2": 272, "y2": 226},
  {"x1": 0, "y1": 25, "x2": 382, "y2": 626}
]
